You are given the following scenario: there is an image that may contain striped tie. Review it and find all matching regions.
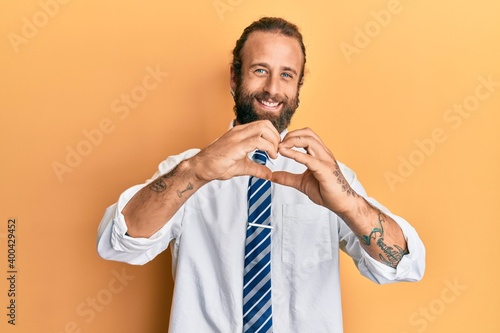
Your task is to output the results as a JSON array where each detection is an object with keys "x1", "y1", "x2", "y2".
[{"x1": 243, "y1": 150, "x2": 273, "y2": 333}]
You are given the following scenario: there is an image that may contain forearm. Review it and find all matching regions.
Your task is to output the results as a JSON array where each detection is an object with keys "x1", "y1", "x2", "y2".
[
  {"x1": 122, "y1": 158, "x2": 207, "y2": 238},
  {"x1": 122, "y1": 121, "x2": 281, "y2": 238},
  {"x1": 339, "y1": 196, "x2": 408, "y2": 268},
  {"x1": 272, "y1": 128, "x2": 411, "y2": 269}
]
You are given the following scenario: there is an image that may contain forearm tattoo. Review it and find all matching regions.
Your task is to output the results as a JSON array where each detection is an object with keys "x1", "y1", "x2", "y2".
[
  {"x1": 359, "y1": 211, "x2": 409, "y2": 268},
  {"x1": 149, "y1": 168, "x2": 176, "y2": 193},
  {"x1": 333, "y1": 164, "x2": 357, "y2": 197},
  {"x1": 148, "y1": 166, "x2": 194, "y2": 198},
  {"x1": 176, "y1": 182, "x2": 193, "y2": 198}
]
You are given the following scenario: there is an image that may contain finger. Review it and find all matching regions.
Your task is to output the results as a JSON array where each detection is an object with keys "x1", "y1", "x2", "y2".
[
  {"x1": 236, "y1": 121, "x2": 281, "y2": 158},
  {"x1": 282, "y1": 129, "x2": 326, "y2": 150},
  {"x1": 279, "y1": 148, "x2": 337, "y2": 189},
  {"x1": 241, "y1": 159, "x2": 273, "y2": 180},
  {"x1": 254, "y1": 120, "x2": 281, "y2": 158},
  {"x1": 258, "y1": 119, "x2": 281, "y2": 142},
  {"x1": 278, "y1": 146, "x2": 321, "y2": 170},
  {"x1": 283, "y1": 127, "x2": 326, "y2": 147},
  {"x1": 278, "y1": 147, "x2": 335, "y2": 186},
  {"x1": 238, "y1": 120, "x2": 281, "y2": 143},
  {"x1": 271, "y1": 171, "x2": 302, "y2": 189},
  {"x1": 279, "y1": 135, "x2": 333, "y2": 161},
  {"x1": 238, "y1": 135, "x2": 280, "y2": 160}
]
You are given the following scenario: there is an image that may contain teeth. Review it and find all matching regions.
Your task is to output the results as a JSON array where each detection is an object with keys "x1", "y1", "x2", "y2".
[{"x1": 260, "y1": 100, "x2": 279, "y2": 107}]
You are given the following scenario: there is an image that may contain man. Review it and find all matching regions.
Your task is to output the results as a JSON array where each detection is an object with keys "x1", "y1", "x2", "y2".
[{"x1": 97, "y1": 17, "x2": 425, "y2": 333}]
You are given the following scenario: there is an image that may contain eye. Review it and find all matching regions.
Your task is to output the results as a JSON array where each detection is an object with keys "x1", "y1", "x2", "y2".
[
  {"x1": 254, "y1": 68, "x2": 267, "y2": 75},
  {"x1": 281, "y1": 72, "x2": 293, "y2": 79}
]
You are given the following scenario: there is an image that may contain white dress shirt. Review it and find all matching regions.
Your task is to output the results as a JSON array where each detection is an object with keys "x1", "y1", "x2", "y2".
[{"x1": 97, "y1": 144, "x2": 425, "y2": 333}]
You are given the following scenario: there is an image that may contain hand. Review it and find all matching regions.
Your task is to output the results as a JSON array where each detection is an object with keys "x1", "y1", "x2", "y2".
[
  {"x1": 271, "y1": 128, "x2": 359, "y2": 215},
  {"x1": 189, "y1": 120, "x2": 281, "y2": 182}
]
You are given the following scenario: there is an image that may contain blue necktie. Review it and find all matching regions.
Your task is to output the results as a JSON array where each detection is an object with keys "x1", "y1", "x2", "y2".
[{"x1": 243, "y1": 150, "x2": 273, "y2": 333}]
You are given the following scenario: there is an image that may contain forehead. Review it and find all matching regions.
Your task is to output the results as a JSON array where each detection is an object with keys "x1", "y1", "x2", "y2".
[{"x1": 240, "y1": 31, "x2": 303, "y2": 71}]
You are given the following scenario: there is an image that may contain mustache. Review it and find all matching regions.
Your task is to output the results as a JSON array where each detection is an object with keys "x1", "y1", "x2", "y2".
[{"x1": 251, "y1": 91, "x2": 288, "y2": 104}]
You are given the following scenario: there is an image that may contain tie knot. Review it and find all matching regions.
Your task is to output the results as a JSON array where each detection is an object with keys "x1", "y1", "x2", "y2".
[{"x1": 252, "y1": 150, "x2": 268, "y2": 165}]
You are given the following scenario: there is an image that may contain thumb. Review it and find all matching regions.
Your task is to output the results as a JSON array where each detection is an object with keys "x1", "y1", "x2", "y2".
[
  {"x1": 242, "y1": 159, "x2": 273, "y2": 180},
  {"x1": 271, "y1": 171, "x2": 302, "y2": 190}
]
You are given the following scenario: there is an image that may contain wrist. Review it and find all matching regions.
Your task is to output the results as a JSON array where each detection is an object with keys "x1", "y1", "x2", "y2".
[
  {"x1": 180, "y1": 156, "x2": 210, "y2": 186},
  {"x1": 336, "y1": 195, "x2": 374, "y2": 224}
]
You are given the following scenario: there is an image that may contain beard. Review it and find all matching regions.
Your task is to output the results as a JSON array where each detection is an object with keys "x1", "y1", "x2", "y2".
[{"x1": 233, "y1": 83, "x2": 299, "y2": 133}]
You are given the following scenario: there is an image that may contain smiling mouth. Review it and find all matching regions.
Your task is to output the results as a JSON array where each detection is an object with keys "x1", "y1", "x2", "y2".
[{"x1": 256, "y1": 98, "x2": 282, "y2": 110}]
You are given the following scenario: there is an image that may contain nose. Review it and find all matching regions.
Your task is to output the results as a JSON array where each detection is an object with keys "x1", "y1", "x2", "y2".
[{"x1": 263, "y1": 74, "x2": 280, "y2": 97}]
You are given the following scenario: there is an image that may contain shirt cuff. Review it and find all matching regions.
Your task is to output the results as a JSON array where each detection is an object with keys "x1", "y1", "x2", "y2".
[
  {"x1": 110, "y1": 185, "x2": 168, "y2": 253},
  {"x1": 359, "y1": 213, "x2": 426, "y2": 283}
]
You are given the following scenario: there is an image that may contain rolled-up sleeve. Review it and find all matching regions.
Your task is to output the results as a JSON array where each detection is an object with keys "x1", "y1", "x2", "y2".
[
  {"x1": 340, "y1": 208, "x2": 426, "y2": 284},
  {"x1": 96, "y1": 148, "x2": 200, "y2": 265},
  {"x1": 337, "y1": 162, "x2": 426, "y2": 284}
]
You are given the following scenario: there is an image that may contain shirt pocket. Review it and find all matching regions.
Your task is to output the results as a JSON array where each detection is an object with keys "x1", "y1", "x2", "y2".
[{"x1": 281, "y1": 204, "x2": 334, "y2": 268}]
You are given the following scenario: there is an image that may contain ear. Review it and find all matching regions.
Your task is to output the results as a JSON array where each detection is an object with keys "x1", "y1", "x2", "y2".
[{"x1": 230, "y1": 65, "x2": 237, "y2": 93}]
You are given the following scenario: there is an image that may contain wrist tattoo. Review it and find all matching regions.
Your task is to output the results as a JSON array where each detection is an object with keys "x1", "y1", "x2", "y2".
[
  {"x1": 149, "y1": 168, "x2": 177, "y2": 193},
  {"x1": 359, "y1": 211, "x2": 409, "y2": 268},
  {"x1": 333, "y1": 164, "x2": 357, "y2": 197}
]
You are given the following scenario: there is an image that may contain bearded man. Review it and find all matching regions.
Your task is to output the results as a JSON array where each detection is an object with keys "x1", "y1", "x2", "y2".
[{"x1": 97, "y1": 17, "x2": 425, "y2": 333}]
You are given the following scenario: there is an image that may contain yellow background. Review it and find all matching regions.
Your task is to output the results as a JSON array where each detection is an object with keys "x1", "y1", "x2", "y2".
[{"x1": 1, "y1": 0, "x2": 499, "y2": 332}]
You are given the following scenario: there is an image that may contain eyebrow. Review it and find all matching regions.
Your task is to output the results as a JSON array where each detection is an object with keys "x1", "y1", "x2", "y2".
[{"x1": 250, "y1": 63, "x2": 298, "y2": 76}]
